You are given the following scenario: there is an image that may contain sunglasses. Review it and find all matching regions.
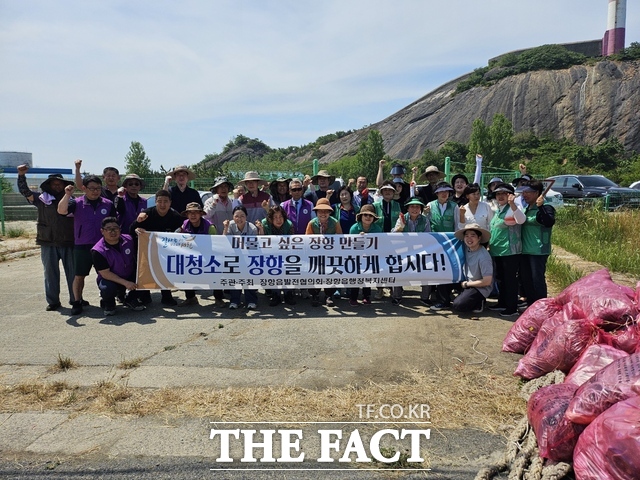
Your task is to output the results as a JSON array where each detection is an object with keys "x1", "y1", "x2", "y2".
[
  {"x1": 361, "y1": 213, "x2": 375, "y2": 218},
  {"x1": 290, "y1": 188, "x2": 303, "y2": 192},
  {"x1": 126, "y1": 182, "x2": 141, "y2": 187},
  {"x1": 85, "y1": 186, "x2": 101, "y2": 192},
  {"x1": 102, "y1": 226, "x2": 120, "y2": 233}
]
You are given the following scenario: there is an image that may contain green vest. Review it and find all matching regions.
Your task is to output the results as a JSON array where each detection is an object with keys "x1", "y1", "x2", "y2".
[
  {"x1": 428, "y1": 200, "x2": 457, "y2": 232},
  {"x1": 522, "y1": 204, "x2": 552, "y2": 255},
  {"x1": 401, "y1": 213, "x2": 430, "y2": 233},
  {"x1": 308, "y1": 217, "x2": 339, "y2": 234},
  {"x1": 489, "y1": 204, "x2": 522, "y2": 257},
  {"x1": 373, "y1": 200, "x2": 402, "y2": 232}
]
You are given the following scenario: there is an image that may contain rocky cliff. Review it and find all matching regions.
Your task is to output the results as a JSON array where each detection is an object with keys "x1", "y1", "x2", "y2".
[{"x1": 308, "y1": 59, "x2": 640, "y2": 163}]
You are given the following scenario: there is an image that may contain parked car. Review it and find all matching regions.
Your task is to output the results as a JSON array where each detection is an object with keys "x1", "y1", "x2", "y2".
[
  {"x1": 630, "y1": 181, "x2": 640, "y2": 190},
  {"x1": 548, "y1": 175, "x2": 640, "y2": 209}
]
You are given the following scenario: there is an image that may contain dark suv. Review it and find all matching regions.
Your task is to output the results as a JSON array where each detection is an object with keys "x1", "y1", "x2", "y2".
[{"x1": 548, "y1": 175, "x2": 640, "y2": 209}]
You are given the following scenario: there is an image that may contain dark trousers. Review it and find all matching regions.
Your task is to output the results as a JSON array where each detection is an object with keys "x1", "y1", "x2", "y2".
[
  {"x1": 452, "y1": 287, "x2": 485, "y2": 312},
  {"x1": 98, "y1": 276, "x2": 140, "y2": 308},
  {"x1": 520, "y1": 254, "x2": 549, "y2": 306},
  {"x1": 349, "y1": 287, "x2": 372, "y2": 301},
  {"x1": 309, "y1": 288, "x2": 336, "y2": 299},
  {"x1": 493, "y1": 255, "x2": 520, "y2": 313}
]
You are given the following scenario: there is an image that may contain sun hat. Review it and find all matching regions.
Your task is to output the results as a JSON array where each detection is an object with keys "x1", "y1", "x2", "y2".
[
  {"x1": 433, "y1": 181, "x2": 454, "y2": 194},
  {"x1": 404, "y1": 197, "x2": 425, "y2": 207},
  {"x1": 310, "y1": 170, "x2": 336, "y2": 185},
  {"x1": 488, "y1": 177, "x2": 503, "y2": 186},
  {"x1": 451, "y1": 173, "x2": 469, "y2": 186},
  {"x1": 40, "y1": 173, "x2": 74, "y2": 191},
  {"x1": 209, "y1": 176, "x2": 233, "y2": 192},
  {"x1": 419, "y1": 165, "x2": 445, "y2": 182},
  {"x1": 390, "y1": 164, "x2": 406, "y2": 175},
  {"x1": 168, "y1": 165, "x2": 196, "y2": 181},
  {"x1": 312, "y1": 198, "x2": 334, "y2": 212},
  {"x1": 181, "y1": 202, "x2": 206, "y2": 216},
  {"x1": 492, "y1": 183, "x2": 515, "y2": 194},
  {"x1": 379, "y1": 183, "x2": 396, "y2": 192},
  {"x1": 269, "y1": 177, "x2": 292, "y2": 188},
  {"x1": 512, "y1": 174, "x2": 532, "y2": 187},
  {"x1": 392, "y1": 177, "x2": 405, "y2": 185},
  {"x1": 237, "y1": 171, "x2": 269, "y2": 187},
  {"x1": 356, "y1": 204, "x2": 380, "y2": 221},
  {"x1": 121, "y1": 174, "x2": 145, "y2": 189},
  {"x1": 454, "y1": 223, "x2": 491, "y2": 244}
]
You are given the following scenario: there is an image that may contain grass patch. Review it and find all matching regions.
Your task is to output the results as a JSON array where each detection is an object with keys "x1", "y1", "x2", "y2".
[
  {"x1": 5, "y1": 227, "x2": 27, "y2": 238},
  {"x1": 117, "y1": 357, "x2": 144, "y2": 369},
  {"x1": 0, "y1": 365, "x2": 525, "y2": 432},
  {"x1": 52, "y1": 354, "x2": 78, "y2": 372},
  {"x1": 546, "y1": 253, "x2": 585, "y2": 293},
  {"x1": 553, "y1": 207, "x2": 640, "y2": 276}
]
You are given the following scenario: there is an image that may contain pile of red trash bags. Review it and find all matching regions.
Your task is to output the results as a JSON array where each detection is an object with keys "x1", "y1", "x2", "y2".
[{"x1": 502, "y1": 269, "x2": 640, "y2": 479}]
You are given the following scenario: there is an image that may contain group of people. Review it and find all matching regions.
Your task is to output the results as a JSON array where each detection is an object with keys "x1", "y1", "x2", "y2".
[{"x1": 17, "y1": 158, "x2": 554, "y2": 319}]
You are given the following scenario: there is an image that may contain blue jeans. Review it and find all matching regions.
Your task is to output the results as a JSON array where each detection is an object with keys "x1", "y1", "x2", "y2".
[{"x1": 41, "y1": 245, "x2": 75, "y2": 306}]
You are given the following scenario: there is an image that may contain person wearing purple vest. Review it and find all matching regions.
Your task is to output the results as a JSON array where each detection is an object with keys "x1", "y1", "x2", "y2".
[
  {"x1": 114, "y1": 174, "x2": 147, "y2": 234},
  {"x1": 174, "y1": 203, "x2": 217, "y2": 307},
  {"x1": 280, "y1": 178, "x2": 315, "y2": 235},
  {"x1": 58, "y1": 174, "x2": 117, "y2": 316},
  {"x1": 91, "y1": 217, "x2": 145, "y2": 316}
]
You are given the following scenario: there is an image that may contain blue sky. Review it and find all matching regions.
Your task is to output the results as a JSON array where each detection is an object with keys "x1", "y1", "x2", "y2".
[{"x1": 1, "y1": 0, "x2": 637, "y2": 175}]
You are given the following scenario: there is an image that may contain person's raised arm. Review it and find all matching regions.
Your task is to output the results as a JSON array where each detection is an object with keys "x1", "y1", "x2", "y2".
[
  {"x1": 16, "y1": 164, "x2": 34, "y2": 203},
  {"x1": 473, "y1": 154, "x2": 483, "y2": 185},
  {"x1": 74, "y1": 159, "x2": 84, "y2": 189},
  {"x1": 375, "y1": 159, "x2": 386, "y2": 188},
  {"x1": 57, "y1": 184, "x2": 75, "y2": 215}
]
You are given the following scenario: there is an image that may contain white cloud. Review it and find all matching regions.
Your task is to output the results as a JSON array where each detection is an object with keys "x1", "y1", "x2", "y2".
[{"x1": 1, "y1": 0, "x2": 637, "y2": 173}]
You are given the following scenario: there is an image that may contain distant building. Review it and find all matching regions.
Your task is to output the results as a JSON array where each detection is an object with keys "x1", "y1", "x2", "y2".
[{"x1": 0, "y1": 151, "x2": 72, "y2": 193}]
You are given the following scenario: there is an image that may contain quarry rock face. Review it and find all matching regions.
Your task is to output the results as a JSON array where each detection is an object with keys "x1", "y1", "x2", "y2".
[{"x1": 310, "y1": 59, "x2": 640, "y2": 163}]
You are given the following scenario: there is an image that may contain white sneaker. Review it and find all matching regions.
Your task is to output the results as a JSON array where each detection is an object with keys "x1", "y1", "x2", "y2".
[
  {"x1": 229, "y1": 303, "x2": 239, "y2": 310},
  {"x1": 247, "y1": 303, "x2": 257, "y2": 310}
]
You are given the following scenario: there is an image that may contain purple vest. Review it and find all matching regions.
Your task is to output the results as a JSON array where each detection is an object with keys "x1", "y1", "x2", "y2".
[
  {"x1": 179, "y1": 217, "x2": 213, "y2": 234},
  {"x1": 74, "y1": 196, "x2": 114, "y2": 246},
  {"x1": 281, "y1": 198, "x2": 313, "y2": 235},
  {"x1": 119, "y1": 194, "x2": 147, "y2": 234},
  {"x1": 91, "y1": 234, "x2": 136, "y2": 282}
]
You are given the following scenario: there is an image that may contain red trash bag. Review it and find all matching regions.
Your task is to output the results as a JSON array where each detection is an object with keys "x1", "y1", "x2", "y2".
[
  {"x1": 573, "y1": 394, "x2": 640, "y2": 480},
  {"x1": 598, "y1": 319, "x2": 640, "y2": 354},
  {"x1": 555, "y1": 269, "x2": 637, "y2": 328},
  {"x1": 566, "y1": 352, "x2": 640, "y2": 425},
  {"x1": 514, "y1": 304, "x2": 596, "y2": 380},
  {"x1": 527, "y1": 383, "x2": 585, "y2": 461},
  {"x1": 502, "y1": 297, "x2": 562, "y2": 353},
  {"x1": 565, "y1": 344, "x2": 628, "y2": 386}
]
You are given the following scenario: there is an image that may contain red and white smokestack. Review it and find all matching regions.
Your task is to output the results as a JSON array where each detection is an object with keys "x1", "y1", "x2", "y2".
[{"x1": 602, "y1": 0, "x2": 626, "y2": 55}]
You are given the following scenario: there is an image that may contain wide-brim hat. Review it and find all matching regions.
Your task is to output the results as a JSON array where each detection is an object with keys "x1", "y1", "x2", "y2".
[
  {"x1": 121, "y1": 174, "x2": 145, "y2": 189},
  {"x1": 312, "y1": 198, "x2": 334, "y2": 212},
  {"x1": 512, "y1": 174, "x2": 532, "y2": 187},
  {"x1": 181, "y1": 202, "x2": 206, "y2": 216},
  {"x1": 392, "y1": 177, "x2": 405, "y2": 185},
  {"x1": 168, "y1": 165, "x2": 196, "y2": 181},
  {"x1": 405, "y1": 197, "x2": 425, "y2": 207},
  {"x1": 488, "y1": 177, "x2": 503, "y2": 186},
  {"x1": 454, "y1": 223, "x2": 491, "y2": 244},
  {"x1": 492, "y1": 182, "x2": 515, "y2": 194},
  {"x1": 269, "y1": 177, "x2": 292, "y2": 188},
  {"x1": 356, "y1": 204, "x2": 380, "y2": 221},
  {"x1": 40, "y1": 173, "x2": 74, "y2": 191},
  {"x1": 237, "y1": 171, "x2": 269, "y2": 187},
  {"x1": 433, "y1": 182, "x2": 454, "y2": 194},
  {"x1": 310, "y1": 170, "x2": 336, "y2": 184},
  {"x1": 451, "y1": 173, "x2": 469, "y2": 186},
  {"x1": 210, "y1": 176, "x2": 233, "y2": 192},
  {"x1": 419, "y1": 165, "x2": 445, "y2": 182}
]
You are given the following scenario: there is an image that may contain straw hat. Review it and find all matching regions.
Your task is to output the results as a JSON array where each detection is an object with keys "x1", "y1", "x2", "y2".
[
  {"x1": 237, "y1": 171, "x2": 269, "y2": 187},
  {"x1": 419, "y1": 165, "x2": 445, "y2": 182},
  {"x1": 310, "y1": 170, "x2": 336, "y2": 184},
  {"x1": 454, "y1": 223, "x2": 491, "y2": 244},
  {"x1": 312, "y1": 198, "x2": 334, "y2": 212},
  {"x1": 168, "y1": 165, "x2": 196, "y2": 181},
  {"x1": 356, "y1": 204, "x2": 380, "y2": 221}
]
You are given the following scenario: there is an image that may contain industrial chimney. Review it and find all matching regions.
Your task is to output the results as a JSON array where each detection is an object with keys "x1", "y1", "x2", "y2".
[{"x1": 602, "y1": 0, "x2": 626, "y2": 55}]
